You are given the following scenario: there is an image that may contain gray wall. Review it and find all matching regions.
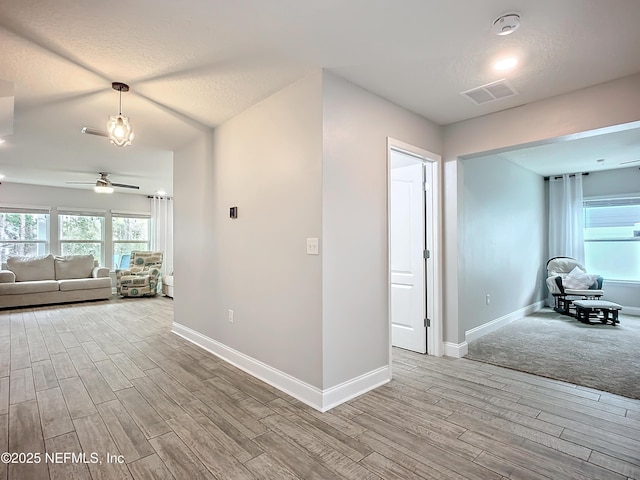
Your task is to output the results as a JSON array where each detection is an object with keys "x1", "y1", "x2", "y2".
[
  {"x1": 175, "y1": 73, "x2": 324, "y2": 388},
  {"x1": 173, "y1": 70, "x2": 443, "y2": 400},
  {"x1": 442, "y1": 73, "x2": 640, "y2": 344},
  {"x1": 321, "y1": 72, "x2": 441, "y2": 387},
  {"x1": 460, "y1": 155, "x2": 546, "y2": 335}
]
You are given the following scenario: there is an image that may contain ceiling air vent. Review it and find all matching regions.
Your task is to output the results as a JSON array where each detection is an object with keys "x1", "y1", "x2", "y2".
[{"x1": 461, "y1": 79, "x2": 518, "y2": 105}]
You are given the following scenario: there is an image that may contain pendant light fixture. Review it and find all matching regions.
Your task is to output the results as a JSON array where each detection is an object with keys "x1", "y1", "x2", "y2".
[{"x1": 107, "y1": 82, "x2": 134, "y2": 147}]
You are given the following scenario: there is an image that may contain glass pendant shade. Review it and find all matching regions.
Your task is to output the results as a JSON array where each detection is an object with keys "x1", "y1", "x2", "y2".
[{"x1": 107, "y1": 114, "x2": 134, "y2": 147}]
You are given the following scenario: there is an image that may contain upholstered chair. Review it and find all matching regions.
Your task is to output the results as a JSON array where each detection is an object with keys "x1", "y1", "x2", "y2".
[
  {"x1": 116, "y1": 251, "x2": 163, "y2": 297},
  {"x1": 546, "y1": 256, "x2": 604, "y2": 315}
]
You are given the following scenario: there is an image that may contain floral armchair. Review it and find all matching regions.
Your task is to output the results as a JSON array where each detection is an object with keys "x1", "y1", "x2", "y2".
[{"x1": 116, "y1": 251, "x2": 163, "y2": 297}]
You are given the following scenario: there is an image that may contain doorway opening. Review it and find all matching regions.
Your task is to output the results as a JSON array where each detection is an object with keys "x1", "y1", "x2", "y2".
[{"x1": 387, "y1": 138, "x2": 441, "y2": 359}]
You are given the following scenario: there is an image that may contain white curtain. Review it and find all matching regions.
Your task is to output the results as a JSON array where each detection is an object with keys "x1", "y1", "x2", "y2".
[
  {"x1": 548, "y1": 173, "x2": 585, "y2": 264},
  {"x1": 151, "y1": 196, "x2": 173, "y2": 276}
]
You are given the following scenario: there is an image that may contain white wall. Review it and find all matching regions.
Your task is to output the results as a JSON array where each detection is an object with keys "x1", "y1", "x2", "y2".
[
  {"x1": 0, "y1": 182, "x2": 150, "y2": 213},
  {"x1": 582, "y1": 166, "x2": 640, "y2": 312},
  {"x1": 321, "y1": 72, "x2": 442, "y2": 387},
  {"x1": 442, "y1": 73, "x2": 640, "y2": 345},
  {"x1": 460, "y1": 155, "x2": 546, "y2": 335}
]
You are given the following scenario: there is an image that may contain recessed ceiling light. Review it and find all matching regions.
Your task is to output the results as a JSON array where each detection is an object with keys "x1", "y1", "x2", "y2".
[
  {"x1": 492, "y1": 14, "x2": 521, "y2": 36},
  {"x1": 494, "y1": 57, "x2": 518, "y2": 71}
]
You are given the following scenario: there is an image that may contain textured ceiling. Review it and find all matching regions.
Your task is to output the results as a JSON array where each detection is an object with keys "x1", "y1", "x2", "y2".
[{"x1": 1, "y1": 0, "x2": 640, "y2": 194}]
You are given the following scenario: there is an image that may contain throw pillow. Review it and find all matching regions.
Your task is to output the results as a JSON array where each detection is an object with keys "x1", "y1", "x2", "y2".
[
  {"x1": 563, "y1": 266, "x2": 597, "y2": 290},
  {"x1": 7, "y1": 254, "x2": 56, "y2": 282},
  {"x1": 54, "y1": 255, "x2": 95, "y2": 280}
]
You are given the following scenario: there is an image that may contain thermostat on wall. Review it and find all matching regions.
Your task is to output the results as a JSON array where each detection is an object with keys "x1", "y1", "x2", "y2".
[{"x1": 230, "y1": 207, "x2": 238, "y2": 219}]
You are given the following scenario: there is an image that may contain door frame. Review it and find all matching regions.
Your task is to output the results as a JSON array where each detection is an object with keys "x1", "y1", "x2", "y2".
[{"x1": 387, "y1": 138, "x2": 442, "y2": 363}]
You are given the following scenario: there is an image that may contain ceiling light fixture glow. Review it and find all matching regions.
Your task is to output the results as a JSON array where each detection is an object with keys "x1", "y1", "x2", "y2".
[
  {"x1": 94, "y1": 185, "x2": 114, "y2": 194},
  {"x1": 494, "y1": 57, "x2": 518, "y2": 71},
  {"x1": 0, "y1": 139, "x2": 5, "y2": 144},
  {"x1": 107, "y1": 82, "x2": 134, "y2": 147}
]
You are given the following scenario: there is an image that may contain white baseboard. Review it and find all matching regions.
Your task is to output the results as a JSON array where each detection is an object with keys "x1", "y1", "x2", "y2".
[
  {"x1": 171, "y1": 322, "x2": 389, "y2": 412},
  {"x1": 444, "y1": 341, "x2": 468, "y2": 358},
  {"x1": 465, "y1": 300, "x2": 545, "y2": 344}
]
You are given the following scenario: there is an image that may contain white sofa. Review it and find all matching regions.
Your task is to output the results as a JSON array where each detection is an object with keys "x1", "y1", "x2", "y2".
[{"x1": 0, "y1": 254, "x2": 112, "y2": 308}]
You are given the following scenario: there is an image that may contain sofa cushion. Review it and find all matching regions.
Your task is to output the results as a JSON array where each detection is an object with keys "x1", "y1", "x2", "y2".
[
  {"x1": 7, "y1": 254, "x2": 55, "y2": 282},
  {"x1": 0, "y1": 280, "x2": 59, "y2": 295},
  {"x1": 55, "y1": 255, "x2": 94, "y2": 280},
  {"x1": 58, "y1": 277, "x2": 112, "y2": 292}
]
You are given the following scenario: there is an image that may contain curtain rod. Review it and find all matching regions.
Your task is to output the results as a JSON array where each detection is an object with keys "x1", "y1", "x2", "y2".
[
  {"x1": 543, "y1": 172, "x2": 590, "y2": 181},
  {"x1": 147, "y1": 195, "x2": 172, "y2": 199}
]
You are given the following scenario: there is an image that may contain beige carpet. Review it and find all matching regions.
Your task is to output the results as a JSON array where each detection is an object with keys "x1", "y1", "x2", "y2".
[{"x1": 464, "y1": 308, "x2": 640, "y2": 400}]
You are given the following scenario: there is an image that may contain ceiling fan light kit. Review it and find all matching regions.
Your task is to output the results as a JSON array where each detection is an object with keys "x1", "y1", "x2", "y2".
[
  {"x1": 94, "y1": 184, "x2": 114, "y2": 194},
  {"x1": 107, "y1": 82, "x2": 134, "y2": 147},
  {"x1": 67, "y1": 172, "x2": 140, "y2": 193}
]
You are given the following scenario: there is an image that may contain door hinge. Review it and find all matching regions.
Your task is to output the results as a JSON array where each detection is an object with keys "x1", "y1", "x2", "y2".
[
  {"x1": 423, "y1": 249, "x2": 430, "y2": 259},
  {"x1": 424, "y1": 318, "x2": 430, "y2": 327}
]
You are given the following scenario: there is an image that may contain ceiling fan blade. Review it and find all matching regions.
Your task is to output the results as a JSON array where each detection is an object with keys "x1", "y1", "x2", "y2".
[
  {"x1": 81, "y1": 127, "x2": 108, "y2": 137},
  {"x1": 66, "y1": 181, "x2": 95, "y2": 185},
  {"x1": 111, "y1": 183, "x2": 140, "y2": 190}
]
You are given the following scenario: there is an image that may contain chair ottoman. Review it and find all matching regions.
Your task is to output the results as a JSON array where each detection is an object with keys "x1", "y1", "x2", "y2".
[{"x1": 572, "y1": 300, "x2": 622, "y2": 325}]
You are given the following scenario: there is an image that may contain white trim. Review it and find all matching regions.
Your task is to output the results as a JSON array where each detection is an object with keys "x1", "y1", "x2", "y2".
[
  {"x1": 464, "y1": 300, "x2": 546, "y2": 343},
  {"x1": 321, "y1": 366, "x2": 390, "y2": 412},
  {"x1": 0, "y1": 203, "x2": 51, "y2": 212},
  {"x1": 171, "y1": 322, "x2": 389, "y2": 412},
  {"x1": 111, "y1": 210, "x2": 151, "y2": 217},
  {"x1": 444, "y1": 341, "x2": 468, "y2": 358},
  {"x1": 57, "y1": 207, "x2": 107, "y2": 215}
]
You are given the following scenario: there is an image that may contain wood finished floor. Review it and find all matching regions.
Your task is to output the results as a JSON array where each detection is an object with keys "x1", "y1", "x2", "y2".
[{"x1": 1, "y1": 298, "x2": 639, "y2": 480}]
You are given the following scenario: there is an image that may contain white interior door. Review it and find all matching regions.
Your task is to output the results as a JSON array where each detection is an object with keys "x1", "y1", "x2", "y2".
[{"x1": 390, "y1": 154, "x2": 426, "y2": 353}]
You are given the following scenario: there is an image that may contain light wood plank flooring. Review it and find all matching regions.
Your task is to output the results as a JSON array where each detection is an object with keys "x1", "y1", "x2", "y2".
[{"x1": 1, "y1": 297, "x2": 639, "y2": 480}]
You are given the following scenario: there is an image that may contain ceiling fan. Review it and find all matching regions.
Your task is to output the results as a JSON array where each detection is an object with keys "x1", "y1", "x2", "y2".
[
  {"x1": 66, "y1": 172, "x2": 140, "y2": 193},
  {"x1": 81, "y1": 126, "x2": 108, "y2": 138}
]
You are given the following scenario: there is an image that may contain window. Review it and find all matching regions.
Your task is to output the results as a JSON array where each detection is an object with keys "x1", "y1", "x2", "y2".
[
  {"x1": 112, "y1": 215, "x2": 150, "y2": 269},
  {"x1": 584, "y1": 197, "x2": 640, "y2": 282},
  {"x1": 59, "y1": 213, "x2": 105, "y2": 264},
  {"x1": 0, "y1": 209, "x2": 49, "y2": 265}
]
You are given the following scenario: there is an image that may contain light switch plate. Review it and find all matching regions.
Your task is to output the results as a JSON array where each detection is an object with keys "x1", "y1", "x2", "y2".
[{"x1": 306, "y1": 238, "x2": 319, "y2": 255}]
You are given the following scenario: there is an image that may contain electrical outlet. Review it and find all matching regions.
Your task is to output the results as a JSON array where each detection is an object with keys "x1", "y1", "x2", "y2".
[
  {"x1": 486, "y1": 294, "x2": 491, "y2": 305},
  {"x1": 228, "y1": 309, "x2": 234, "y2": 323}
]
